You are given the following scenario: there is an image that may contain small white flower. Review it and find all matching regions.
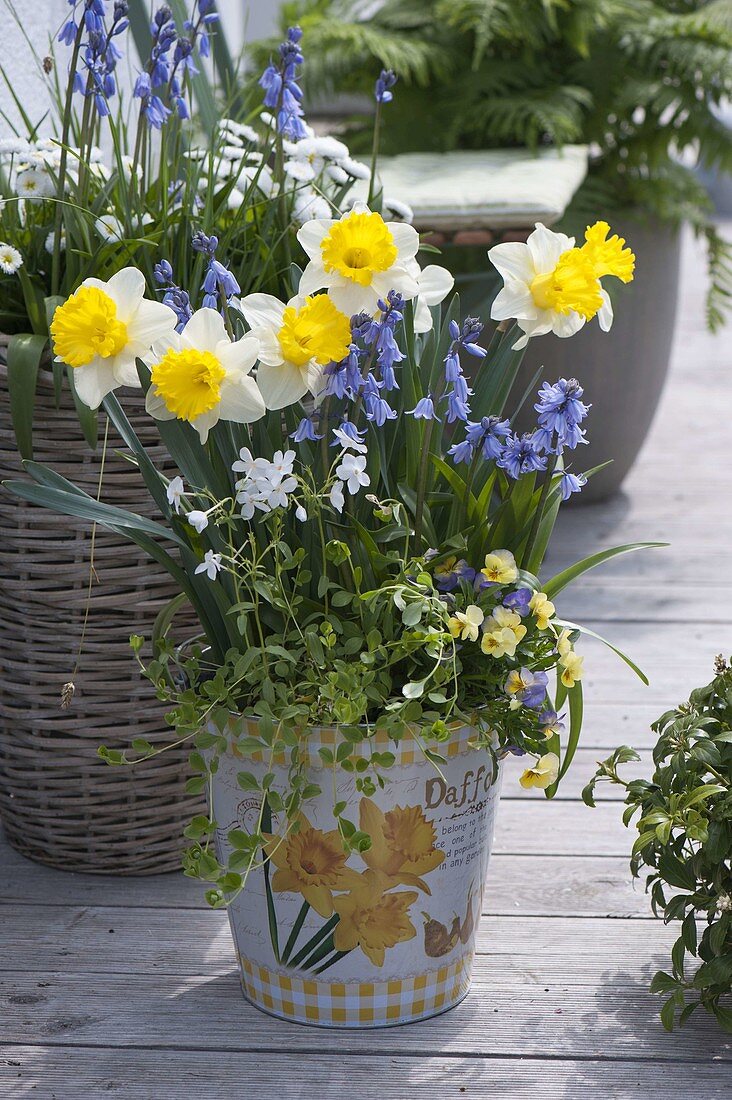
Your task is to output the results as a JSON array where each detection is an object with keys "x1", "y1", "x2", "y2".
[
  {"x1": 325, "y1": 163, "x2": 348, "y2": 185},
  {"x1": 166, "y1": 475, "x2": 185, "y2": 514},
  {"x1": 336, "y1": 452, "x2": 370, "y2": 495},
  {"x1": 269, "y1": 449, "x2": 296, "y2": 478},
  {"x1": 263, "y1": 472, "x2": 298, "y2": 510},
  {"x1": 195, "y1": 550, "x2": 222, "y2": 581},
  {"x1": 236, "y1": 483, "x2": 261, "y2": 521},
  {"x1": 187, "y1": 510, "x2": 209, "y2": 533},
  {"x1": 119, "y1": 154, "x2": 142, "y2": 181},
  {"x1": 295, "y1": 504, "x2": 307, "y2": 522},
  {"x1": 332, "y1": 426, "x2": 367, "y2": 453},
  {"x1": 0, "y1": 138, "x2": 30, "y2": 156},
  {"x1": 284, "y1": 159, "x2": 315, "y2": 182},
  {"x1": 232, "y1": 446, "x2": 271, "y2": 481},
  {"x1": 330, "y1": 480, "x2": 345, "y2": 514},
  {"x1": 16, "y1": 167, "x2": 53, "y2": 199},
  {"x1": 339, "y1": 155, "x2": 370, "y2": 180},
  {"x1": 95, "y1": 213, "x2": 125, "y2": 243},
  {"x1": 44, "y1": 229, "x2": 66, "y2": 255},
  {"x1": 382, "y1": 196, "x2": 414, "y2": 223},
  {"x1": 292, "y1": 189, "x2": 331, "y2": 224},
  {"x1": 219, "y1": 118, "x2": 259, "y2": 145},
  {"x1": 0, "y1": 243, "x2": 23, "y2": 275}
]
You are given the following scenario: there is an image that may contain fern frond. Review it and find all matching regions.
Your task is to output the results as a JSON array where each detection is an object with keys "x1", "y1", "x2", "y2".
[{"x1": 703, "y1": 223, "x2": 732, "y2": 333}]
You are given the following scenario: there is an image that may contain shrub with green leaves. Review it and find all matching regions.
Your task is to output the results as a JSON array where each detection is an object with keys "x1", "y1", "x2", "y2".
[
  {"x1": 261, "y1": 0, "x2": 732, "y2": 330},
  {"x1": 584, "y1": 656, "x2": 732, "y2": 1033}
]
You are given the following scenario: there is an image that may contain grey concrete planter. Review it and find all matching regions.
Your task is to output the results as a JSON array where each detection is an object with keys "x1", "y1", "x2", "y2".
[{"x1": 516, "y1": 219, "x2": 682, "y2": 501}]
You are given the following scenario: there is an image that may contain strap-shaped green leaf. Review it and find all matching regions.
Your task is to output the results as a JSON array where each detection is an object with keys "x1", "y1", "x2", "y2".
[
  {"x1": 554, "y1": 618, "x2": 649, "y2": 685},
  {"x1": 6, "y1": 333, "x2": 46, "y2": 459},
  {"x1": 543, "y1": 541, "x2": 666, "y2": 600}
]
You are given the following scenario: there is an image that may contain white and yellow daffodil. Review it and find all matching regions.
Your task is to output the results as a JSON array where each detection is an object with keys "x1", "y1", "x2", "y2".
[
  {"x1": 145, "y1": 308, "x2": 265, "y2": 444},
  {"x1": 239, "y1": 291, "x2": 351, "y2": 410},
  {"x1": 296, "y1": 202, "x2": 422, "y2": 316},
  {"x1": 448, "y1": 604, "x2": 485, "y2": 642},
  {"x1": 488, "y1": 221, "x2": 635, "y2": 349},
  {"x1": 413, "y1": 264, "x2": 455, "y2": 334},
  {"x1": 50, "y1": 267, "x2": 176, "y2": 409},
  {"x1": 519, "y1": 752, "x2": 560, "y2": 790}
]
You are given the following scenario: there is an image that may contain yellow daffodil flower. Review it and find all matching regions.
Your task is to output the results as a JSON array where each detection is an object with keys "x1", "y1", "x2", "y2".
[
  {"x1": 332, "y1": 869, "x2": 419, "y2": 967},
  {"x1": 359, "y1": 799, "x2": 445, "y2": 893},
  {"x1": 481, "y1": 549, "x2": 519, "y2": 584},
  {"x1": 448, "y1": 604, "x2": 484, "y2": 642},
  {"x1": 489, "y1": 220, "x2": 635, "y2": 349},
  {"x1": 519, "y1": 752, "x2": 560, "y2": 790},
  {"x1": 263, "y1": 814, "x2": 361, "y2": 917},
  {"x1": 50, "y1": 268, "x2": 176, "y2": 408},
  {"x1": 146, "y1": 308, "x2": 265, "y2": 443},
  {"x1": 239, "y1": 291, "x2": 351, "y2": 410},
  {"x1": 529, "y1": 591, "x2": 555, "y2": 630}
]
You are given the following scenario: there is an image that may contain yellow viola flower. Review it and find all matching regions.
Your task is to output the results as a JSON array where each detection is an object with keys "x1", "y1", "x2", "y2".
[
  {"x1": 332, "y1": 869, "x2": 419, "y2": 967},
  {"x1": 296, "y1": 202, "x2": 421, "y2": 316},
  {"x1": 359, "y1": 798, "x2": 445, "y2": 892},
  {"x1": 529, "y1": 591, "x2": 555, "y2": 631},
  {"x1": 146, "y1": 308, "x2": 265, "y2": 444},
  {"x1": 481, "y1": 549, "x2": 519, "y2": 584},
  {"x1": 488, "y1": 220, "x2": 634, "y2": 349},
  {"x1": 481, "y1": 626, "x2": 525, "y2": 659},
  {"x1": 263, "y1": 814, "x2": 360, "y2": 918},
  {"x1": 50, "y1": 268, "x2": 176, "y2": 409},
  {"x1": 519, "y1": 752, "x2": 560, "y2": 790},
  {"x1": 240, "y1": 291, "x2": 351, "y2": 410},
  {"x1": 556, "y1": 629, "x2": 573, "y2": 658},
  {"x1": 448, "y1": 604, "x2": 484, "y2": 642},
  {"x1": 560, "y1": 650, "x2": 584, "y2": 689}
]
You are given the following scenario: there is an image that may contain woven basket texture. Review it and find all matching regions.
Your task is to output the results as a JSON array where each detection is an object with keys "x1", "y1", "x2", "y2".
[{"x1": 0, "y1": 359, "x2": 203, "y2": 874}]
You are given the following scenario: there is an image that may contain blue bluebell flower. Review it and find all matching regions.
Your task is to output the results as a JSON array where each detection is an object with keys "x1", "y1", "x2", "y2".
[
  {"x1": 409, "y1": 395, "x2": 439, "y2": 421},
  {"x1": 498, "y1": 432, "x2": 548, "y2": 480},
  {"x1": 447, "y1": 438, "x2": 474, "y2": 465},
  {"x1": 560, "y1": 471, "x2": 587, "y2": 501},
  {"x1": 440, "y1": 316, "x2": 485, "y2": 424},
  {"x1": 375, "y1": 69, "x2": 397, "y2": 104},
  {"x1": 450, "y1": 415, "x2": 511, "y2": 465},
  {"x1": 153, "y1": 259, "x2": 192, "y2": 331},
  {"x1": 503, "y1": 588, "x2": 533, "y2": 616},
  {"x1": 259, "y1": 26, "x2": 307, "y2": 140},
  {"x1": 534, "y1": 378, "x2": 591, "y2": 452},
  {"x1": 192, "y1": 232, "x2": 239, "y2": 312},
  {"x1": 291, "y1": 417, "x2": 323, "y2": 442},
  {"x1": 330, "y1": 421, "x2": 367, "y2": 448}
]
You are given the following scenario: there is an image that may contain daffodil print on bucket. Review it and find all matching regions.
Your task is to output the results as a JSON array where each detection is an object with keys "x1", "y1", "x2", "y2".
[{"x1": 212, "y1": 719, "x2": 502, "y2": 1028}]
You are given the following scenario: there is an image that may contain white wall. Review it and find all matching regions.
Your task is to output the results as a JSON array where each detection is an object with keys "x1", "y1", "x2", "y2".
[{"x1": 0, "y1": 0, "x2": 283, "y2": 133}]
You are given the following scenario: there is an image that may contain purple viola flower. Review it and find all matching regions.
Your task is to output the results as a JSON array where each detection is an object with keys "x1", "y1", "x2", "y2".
[
  {"x1": 433, "y1": 557, "x2": 476, "y2": 593},
  {"x1": 497, "y1": 432, "x2": 548, "y2": 480},
  {"x1": 503, "y1": 588, "x2": 532, "y2": 616},
  {"x1": 505, "y1": 668, "x2": 549, "y2": 710},
  {"x1": 539, "y1": 708, "x2": 566, "y2": 737}
]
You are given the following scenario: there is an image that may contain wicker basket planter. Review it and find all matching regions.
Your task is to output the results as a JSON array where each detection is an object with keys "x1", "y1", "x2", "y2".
[{"x1": 0, "y1": 358, "x2": 202, "y2": 874}]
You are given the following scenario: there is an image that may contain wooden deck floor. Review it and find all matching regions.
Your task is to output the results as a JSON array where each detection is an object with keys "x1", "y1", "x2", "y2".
[{"x1": 2, "y1": 225, "x2": 731, "y2": 1098}]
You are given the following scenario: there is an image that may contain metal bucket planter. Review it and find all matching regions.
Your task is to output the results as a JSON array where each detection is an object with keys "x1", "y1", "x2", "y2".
[
  {"x1": 0, "y1": 360, "x2": 202, "y2": 874},
  {"x1": 212, "y1": 719, "x2": 502, "y2": 1028}
]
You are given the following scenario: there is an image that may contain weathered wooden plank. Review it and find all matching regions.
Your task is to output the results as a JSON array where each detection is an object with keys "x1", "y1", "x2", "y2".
[
  {"x1": 1, "y1": 945, "x2": 728, "y2": 1063},
  {"x1": 0, "y1": 910, "x2": 679, "y2": 979},
  {"x1": 0, "y1": 852, "x2": 649, "y2": 917},
  {"x1": 3, "y1": 1047, "x2": 730, "y2": 1100}
]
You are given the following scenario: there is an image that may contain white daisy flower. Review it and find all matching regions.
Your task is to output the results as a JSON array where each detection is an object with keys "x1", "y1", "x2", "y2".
[
  {"x1": 44, "y1": 229, "x2": 66, "y2": 255},
  {"x1": 382, "y1": 196, "x2": 414, "y2": 223},
  {"x1": 296, "y1": 202, "x2": 421, "y2": 316},
  {"x1": 338, "y1": 155, "x2": 371, "y2": 180},
  {"x1": 50, "y1": 267, "x2": 177, "y2": 409},
  {"x1": 0, "y1": 243, "x2": 23, "y2": 275},
  {"x1": 292, "y1": 188, "x2": 331, "y2": 224},
  {"x1": 239, "y1": 291, "x2": 352, "y2": 410},
  {"x1": 16, "y1": 167, "x2": 53, "y2": 199},
  {"x1": 146, "y1": 308, "x2": 265, "y2": 444},
  {"x1": 0, "y1": 138, "x2": 30, "y2": 156},
  {"x1": 219, "y1": 119, "x2": 259, "y2": 145}
]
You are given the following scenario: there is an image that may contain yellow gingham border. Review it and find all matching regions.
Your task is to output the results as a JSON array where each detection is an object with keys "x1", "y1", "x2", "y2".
[
  {"x1": 238, "y1": 953, "x2": 474, "y2": 1028},
  {"x1": 226, "y1": 717, "x2": 483, "y2": 768}
]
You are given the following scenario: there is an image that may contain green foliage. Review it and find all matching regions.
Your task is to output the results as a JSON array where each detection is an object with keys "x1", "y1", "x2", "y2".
[
  {"x1": 584, "y1": 656, "x2": 732, "y2": 1032},
  {"x1": 269, "y1": 0, "x2": 732, "y2": 325}
]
